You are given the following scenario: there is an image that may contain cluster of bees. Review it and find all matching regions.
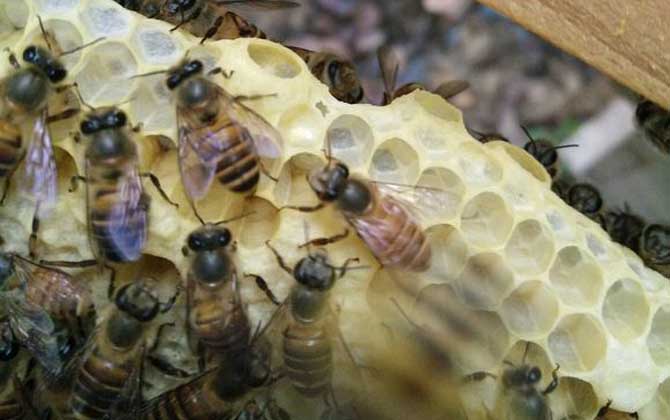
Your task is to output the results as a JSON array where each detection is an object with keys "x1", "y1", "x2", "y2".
[{"x1": 0, "y1": 0, "x2": 663, "y2": 419}]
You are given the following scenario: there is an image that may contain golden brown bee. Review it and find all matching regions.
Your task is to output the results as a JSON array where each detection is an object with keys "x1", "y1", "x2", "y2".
[
  {"x1": 377, "y1": 45, "x2": 469, "y2": 105},
  {"x1": 566, "y1": 183, "x2": 604, "y2": 224},
  {"x1": 262, "y1": 242, "x2": 360, "y2": 402},
  {"x1": 66, "y1": 278, "x2": 179, "y2": 419},
  {"x1": 182, "y1": 222, "x2": 251, "y2": 369},
  {"x1": 638, "y1": 224, "x2": 670, "y2": 277},
  {"x1": 285, "y1": 159, "x2": 433, "y2": 272},
  {"x1": 635, "y1": 99, "x2": 670, "y2": 154},
  {"x1": 68, "y1": 107, "x2": 177, "y2": 264},
  {"x1": 165, "y1": 59, "x2": 282, "y2": 203},
  {"x1": 137, "y1": 340, "x2": 273, "y2": 420},
  {"x1": 602, "y1": 206, "x2": 646, "y2": 253},
  {"x1": 520, "y1": 126, "x2": 577, "y2": 182}
]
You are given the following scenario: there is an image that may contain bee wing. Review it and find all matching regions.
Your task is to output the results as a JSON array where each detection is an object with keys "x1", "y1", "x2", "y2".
[
  {"x1": 222, "y1": 91, "x2": 283, "y2": 159},
  {"x1": 369, "y1": 179, "x2": 450, "y2": 225},
  {"x1": 434, "y1": 80, "x2": 470, "y2": 100},
  {"x1": 88, "y1": 158, "x2": 147, "y2": 262},
  {"x1": 106, "y1": 345, "x2": 147, "y2": 419},
  {"x1": 21, "y1": 110, "x2": 57, "y2": 218},
  {"x1": 377, "y1": 45, "x2": 399, "y2": 99},
  {"x1": 0, "y1": 290, "x2": 62, "y2": 375},
  {"x1": 253, "y1": 296, "x2": 291, "y2": 370},
  {"x1": 214, "y1": 0, "x2": 301, "y2": 9},
  {"x1": 177, "y1": 106, "x2": 221, "y2": 201}
]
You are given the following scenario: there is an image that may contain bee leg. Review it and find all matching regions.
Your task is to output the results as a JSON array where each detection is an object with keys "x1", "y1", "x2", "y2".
[
  {"x1": 541, "y1": 363, "x2": 560, "y2": 395},
  {"x1": 147, "y1": 322, "x2": 193, "y2": 378},
  {"x1": 299, "y1": 229, "x2": 349, "y2": 249},
  {"x1": 596, "y1": 400, "x2": 613, "y2": 418},
  {"x1": 170, "y1": 5, "x2": 201, "y2": 32},
  {"x1": 68, "y1": 175, "x2": 87, "y2": 192},
  {"x1": 209, "y1": 66, "x2": 234, "y2": 79},
  {"x1": 140, "y1": 172, "x2": 179, "y2": 208},
  {"x1": 28, "y1": 214, "x2": 39, "y2": 259},
  {"x1": 462, "y1": 371, "x2": 497, "y2": 384},
  {"x1": 200, "y1": 15, "x2": 223, "y2": 45},
  {"x1": 234, "y1": 94, "x2": 278, "y2": 102},
  {"x1": 265, "y1": 241, "x2": 293, "y2": 275},
  {"x1": 279, "y1": 202, "x2": 326, "y2": 213},
  {"x1": 46, "y1": 107, "x2": 79, "y2": 124},
  {"x1": 245, "y1": 273, "x2": 281, "y2": 305},
  {"x1": 106, "y1": 264, "x2": 118, "y2": 299}
]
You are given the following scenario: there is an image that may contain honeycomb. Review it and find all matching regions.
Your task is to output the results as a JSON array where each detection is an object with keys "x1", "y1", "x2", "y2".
[{"x1": 0, "y1": 1, "x2": 668, "y2": 419}]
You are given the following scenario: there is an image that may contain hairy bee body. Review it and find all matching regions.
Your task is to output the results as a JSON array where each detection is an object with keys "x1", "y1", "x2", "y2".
[
  {"x1": 282, "y1": 316, "x2": 332, "y2": 397},
  {"x1": 0, "y1": 121, "x2": 22, "y2": 179},
  {"x1": 24, "y1": 265, "x2": 93, "y2": 322}
]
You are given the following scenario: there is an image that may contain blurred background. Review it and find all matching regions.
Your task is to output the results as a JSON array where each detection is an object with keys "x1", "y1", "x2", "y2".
[{"x1": 243, "y1": 0, "x2": 670, "y2": 225}]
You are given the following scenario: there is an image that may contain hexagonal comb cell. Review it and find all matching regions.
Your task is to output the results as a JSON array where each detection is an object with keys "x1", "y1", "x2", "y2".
[
  {"x1": 415, "y1": 167, "x2": 465, "y2": 222},
  {"x1": 424, "y1": 224, "x2": 468, "y2": 283},
  {"x1": 454, "y1": 252, "x2": 514, "y2": 310},
  {"x1": 414, "y1": 90, "x2": 461, "y2": 122},
  {"x1": 550, "y1": 377, "x2": 598, "y2": 420},
  {"x1": 640, "y1": 377, "x2": 670, "y2": 419},
  {"x1": 80, "y1": 3, "x2": 133, "y2": 37},
  {"x1": 647, "y1": 304, "x2": 670, "y2": 366},
  {"x1": 278, "y1": 104, "x2": 324, "y2": 149},
  {"x1": 326, "y1": 114, "x2": 374, "y2": 167},
  {"x1": 74, "y1": 41, "x2": 138, "y2": 105},
  {"x1": 25, "y1": 19, "x2": 84, "y2": 68},
  {"x1": 492, "y1": 141, "x2": 551, "y2": 186},
  {"x1": 460, "y1": 192, "x2": 513, "y2": 248},
  {"x1": 133, "y1": 26, "x2": 182, "y2": 65},
  {"x1": 0, "y1": 1, "x2": 28, "y2": 34},
  {"x1": 247, "y1": 41, "x2": 302, "y2": 79},
  {"x1": 547, "y1": 313, "x2": 607, "y2": 373},
  {"x1": 34, "y1": 0, "x2": 79, "y2": 12},
  {"x1": 549, "y1": 246, "x2": 604, "y2": 308},
  {"x1": 500, "y1": 280, "x2": 559, "y2": 338},
  {"x1": 273, "y1": 153, "x2": 323, "y2": 207},
  {"x1": 602, "y1": 278, "x2": 650, "y2": 342},
  {"x1": 456, "y1": 142, "x2": 503, "y2": 186},
  {"x1": 504, "y1": 219, "x2": 555, "y2": 276},
  {"x1": 504, "y1": 341, "x2": 553, "y2": 374},
  {"x1": 238, "y1": 197, "x2": 279, "y2": 248},
  {"x1": 369, "y1": 138, "x2": 420, "y2": 184}
]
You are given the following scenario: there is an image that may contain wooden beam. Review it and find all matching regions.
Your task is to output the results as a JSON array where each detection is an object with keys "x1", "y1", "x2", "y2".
[{"x1": 477, "y1": 0, "x2": 670, "y2": 109}]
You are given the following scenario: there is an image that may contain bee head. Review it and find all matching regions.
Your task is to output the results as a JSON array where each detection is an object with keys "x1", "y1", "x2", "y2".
[
  {"x1": 641, "y1": 224, "x2": 670, "y2": 264},
  {"x1": 308, "y1": 161, "x2": 349, "y2": 202},
  {"x1": 80, "y1": 108, "x2": 127, "y2": 134},
  {"x1": 166, "y1": 59, "x2": 203, "y2": 90},
  {"x1": 22, "y1": 45, "x2": 67, "y2": 83},
  {"x1": 294, "y1": 252, "x2": 335, "y2": 291},
  {"x1": 115, "y1": 281, "x2": 160, "y2": 322},
  {"x1": 503, "y1": 365, "x2": 542, "y2": 390},
  {"x1": 187, "y1": 225, "x2": 231, "y2": 252},
  {"x1": 568, "y1": 183, "x2": 603, "y2": 215},
  {"x1": 523, "y1": 139, "x2": 557, "y2": 169},
  {"x1": 326, "y1": 58, "x2": 364, "y2": 104}
]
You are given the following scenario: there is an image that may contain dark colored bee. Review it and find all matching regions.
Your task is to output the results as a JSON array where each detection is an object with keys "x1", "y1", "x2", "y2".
[
  {"x1": 138, "y1": 333, "x2": 273, "y2": 419},
  {"x1": 465, "y1": 343, "x2": 560, "y2": 420},
  {"x1": 377, "y1": 45, "x2": 469, "y2": 105},
  {"x1": 639, "y1": 224, "x2": 670, "y2": 277},
  {"x1": 566, "y1": 183, "x2": 604, "y2": 223},
  {"x1": 262, "y1": 241, "x2": 360, "y2": 402},
  {"x1": 602, "y1": 206, "x2": 646, "y2": 253},
  {"x1": 165, "y1": 59, "x2": 282, "y2": 203},
  {"x1": 635, "y1": 99, "x2": 670, "y2": 154},
  {"x1": 521, "y1": 126, "x2": 577, "y2": 182},
  {"x1": 469, "y1": 129, "x2": 510, "y2": 144},
  {"x1": 284, "y1": 158, "x2": 433, "y2": 272},
  {"x1": 66, "y1": 278, "x2": 179, "y2": 419}
]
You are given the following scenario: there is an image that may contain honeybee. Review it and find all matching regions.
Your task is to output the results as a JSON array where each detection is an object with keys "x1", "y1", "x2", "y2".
[
  {"x1": 566, "y1": 183, "x2": 604, "y2": 224},
  {"x1": 520, "y1": 126, "x2": 577, "y2": 182},
  {"x1": 67, "y1": 107, "x2": 177, "y2": 264},
  {"x1": 283, "y1": 157, "x2": 434, "y2": 273},
  {"x1": 635, "y1": 99, "x2": 670, "y2": 154},
  {"x1": 137, "y1": 338, "x2": 273, "y2": 420},
  {"x1": 593, "y1": 400, "x2": 639, "y2": 419},
  {"x1": 638, "y1": 224, "x2": 670, "y2": 277},
  {"x1": 64, "y1": 278, "x2": 179, "y2": 419},
  {"x1": 182, "y1": 222, "x2": 252, "y2": 370},
  {"x1": 469, "y1": 129, "x2": 510, "y2": 144},
  {"x1": 377, "y1": 45, "x2": 469, "y2": 105},
  {"x1": 0, "y1": 321, "x2": 34, "y2": 420},
  {"x1": 465, "y1": 343, "x2": 560, "y2": 420},
  {"x1": 165, "y1": 59, "x2": 282, "y2": 204},
  {"x1": 261, "y1": 241, "x2": 362, "y2": 405},
  {"x1": 602, "y1": 206, "x2": 645, "y2": 253}
]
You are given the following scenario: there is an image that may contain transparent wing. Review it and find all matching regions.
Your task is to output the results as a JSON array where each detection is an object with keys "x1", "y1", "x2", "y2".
[
  {"x1": 215, "y1": 0, "x2": 301, "y2": 9},
  {"x1": 93, "y1": 158, "x2": 147, "y2": 262},
  {"x1": 221, "y1": 89, "x2": 283, "y2": 159},
  {"x1": 21, "y1": 110, "x2": 57, "y2": 219},
  {"x1": 377, "y1": 45, "x2": 399, "y2": 100},
  {"x1": 0, "y1": 290, "x2": 62, "y2": 375},
  {"x1": 434, "y1": 80, "x2": 470, "y2": 100},
  {"x1": 369, "y1": 179, "x2": 451, "y2": 224},
  {"x1": 177, "y1": 112, "x2": 218, "y2": 201}
]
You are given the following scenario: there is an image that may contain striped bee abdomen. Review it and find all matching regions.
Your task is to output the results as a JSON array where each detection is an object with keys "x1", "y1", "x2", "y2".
[
  {"x1": 215, "y1": 125, "x2": 260, "y2": 194},
  {"x1": 0, "y1": 120, "x2": 22, "y2": 178},
  {"x1": 283, "y1": 323, "x2": 333, "y2": 397},
  {"x1": 194, "y1": 300, "x2": 250, "y2": 355}
]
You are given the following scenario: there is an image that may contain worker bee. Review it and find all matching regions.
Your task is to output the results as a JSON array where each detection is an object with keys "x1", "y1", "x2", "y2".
[
  {"x1": 465, "y1": 342, "x2": 560, "y2": 420},
  {"x1": 377, "y1": 45, "x2": 469, "y2": 105},
  {"x1": 287, "y1": 46, "x2": 364, "y2": 104},
  {"x1": 635, "y1": 99, "x2": 670, "y2": 154},
  {"x1": 283, "y1": 157, "x2": 434, "y2": 272},
  {"x1": 164, "y1": 58, "x2": 282, "y2": 204},
  {"x1": 181, "y1": 221, "x2": 254, "y2": 370},
  {"x1": 260, "y1": 240, "x2": 361, "y2": 407},
  {"x1": 566, "y1": 183, "x2": 604, "y2": 224},
  {"x1": 638, "y1": 224, "x2": 670, "y2": 277},
  {"x1": 520, "y1": 126, "x2": 577, "y2": 181},
  {"x1": 64, "y1": 278, "x2": 179, "y2": 419},
  {"x1": 0, "y1": 253, "x2": 95, "y2": 346},
  {"x1": 67, "y1": 107, "x2": 177, "y2": 264},
  {"x1": 136, "y1": 335, "x2": 273, "y2": 420},
  {"x1": 602, "y1": 206, "x2": 646, "y2": 253}
]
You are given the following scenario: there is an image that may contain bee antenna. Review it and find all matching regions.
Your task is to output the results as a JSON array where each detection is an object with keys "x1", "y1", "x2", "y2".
[
  {"x1": 71, "y1": 82, "x2": 95, "y2": 112},
  {"x1": 213, "y1": 211, "x2": 256, "y2": 226},
  {"x1": 521, "y1": 341, "x2": 531, "y2": 365},
  {"x1": 520, "y1": 125, "x2": 535, "y2": 144},
  {"x1": 36, "y1": 15, "x2": 54, "y2": 53},
  {"x1": 189, "y1": 201, "x2": 207, "y2": 226},
  {"x1": 128, "y1": 69, "x2": 169, "y2": 80},
  {"x1": 60, "y1": 37, "x2": 105, "y2": 57}
]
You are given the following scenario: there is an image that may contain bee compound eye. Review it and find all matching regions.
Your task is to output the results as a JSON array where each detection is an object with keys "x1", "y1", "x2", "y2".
[
  {"x1": 47, "y1": 65, "x2": 67, "y2": 83},
  {"x1": 217, "y1": 230, "x2": 231, "y2": 247},
  {"x1": 528, "y1": 367, "x2": 542, "y2": 383},
  {"x1": 22, "y1": 46, "x2": 38, "y2": 63},
  {"x1": 80, "y1": 119, "x2": 99, "y2": 134}
]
